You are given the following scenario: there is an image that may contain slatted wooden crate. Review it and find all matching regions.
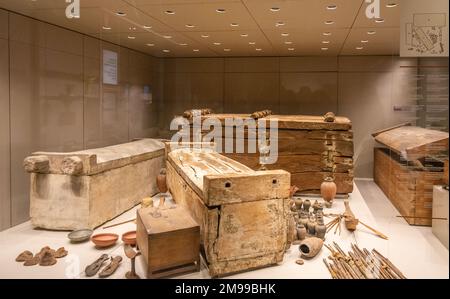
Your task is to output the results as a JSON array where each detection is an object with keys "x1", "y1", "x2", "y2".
[
  {"x1": 185, "y1": 112, "x2": 354, "y2": 194},
  {"x1": 165, "y1": 144, "x2": 290, "y2": 277},
  {"x1": 373, "y1": 125, "x2": 448, "y2": 226}
]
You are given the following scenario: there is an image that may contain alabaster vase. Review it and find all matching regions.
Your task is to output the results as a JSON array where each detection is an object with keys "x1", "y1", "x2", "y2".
[{"x1": 156, "y1": 168, "x2": 168, "y2": 193}]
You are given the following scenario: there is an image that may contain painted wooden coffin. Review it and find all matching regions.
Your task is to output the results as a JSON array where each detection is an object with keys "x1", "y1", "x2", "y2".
[
  {"x1": 165, "y1": 144, "x2": 290, "y2": 277},
  {"x1": 373, "y1": 124, "x2": 449, "y2": 226},
  {"x1": 24, "y1": 139, "x2": 165, "y2": 230},
  {"x1": 184, "y1": 111, "x2": 354, "y2": 194}
]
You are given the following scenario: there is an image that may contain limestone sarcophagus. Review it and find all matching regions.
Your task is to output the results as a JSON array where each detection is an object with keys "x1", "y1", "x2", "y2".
[
  {"x1": 165, "y1": 144, "x2": 290, "y2": 277},
  {"x1": 24, "y1": 139, "x2": 165, "y2": 230}
]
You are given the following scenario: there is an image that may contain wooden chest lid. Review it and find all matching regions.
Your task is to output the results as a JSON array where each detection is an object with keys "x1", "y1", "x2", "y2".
[
  {"x1": 372, "y1": 124, "x2": 449, "y2": 161},
  {"x1": 196, "y1": 113, "x2": 352, "y2": 130},
  {"x1": 137, "y1": 205, "x2": 199, "y2": 235}
]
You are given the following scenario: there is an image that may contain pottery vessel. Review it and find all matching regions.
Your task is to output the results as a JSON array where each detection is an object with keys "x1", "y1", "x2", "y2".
[
  {"x1": 91, "y1": 233, "x2": 119, "y2": 248},
  {"x1": 297, "y1": 224, "x2": 307, "y2": 240},
  {"x1": 315, "y1": 216, "x2": 326, "y2": 240},
  {"x1": 299, "y1": 212, "x2": 309, "y2": 227},
  {"x1": 321, "y1": 177, "x2": 337, "y2": 207},
  {"x1": 294, "y1": 198, "x2": 303, "y2": 211},
  {"x1": 156, "y1": 168, "x2": 168, "y2": 193},
  {"x1": 68, "y1": 229, "x2": 93, "y2": 243},
  {"x1": 122, "y1": 231, "x2": 137, "y2": 246},
  {"x1": 307, "y1": 216, "x2": 316, "y2": 235},
  {"x1": 303, "y1": 199, "x2": 311, "y2": 212},
  {"x1": 299, "y1": 237, "x2": 324, "y2": 259}
]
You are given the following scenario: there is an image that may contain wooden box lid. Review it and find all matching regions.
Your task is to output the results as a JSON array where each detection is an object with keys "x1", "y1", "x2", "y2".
[
  {"x1": 372, "y1": 124, "x2": 449, "y2": 161},
  {"x1": 167, "y1": 147, "x2": 290, "y2": 206},
  {"x1": 137, "y1": 206, "x2": 199, "y2": 235},
  {"x1": 191, "y1": 113, "x2": 352, "y2": 131}
]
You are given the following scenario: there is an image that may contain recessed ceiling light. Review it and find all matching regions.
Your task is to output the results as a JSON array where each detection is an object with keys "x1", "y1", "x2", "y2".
[
  {"x1": 323, "y1": 32, "x2": 332, "y2": 36},
  {"x1": 213, "y1": 42, "x2": 221, "y2": 45},
  {"x1": 127, "y1": 36, "x2": 136, "y2": 39},
  {"x1": 284, "y1": 41, "x2": 293, "y2": 44},
  {"x1": 201, "y1": 34, "x2": 209, "y2": 38},
  {"x1": 270, "y1": 7, "x2": 280, "y2": 12},
  {"x1": 375, "y1": 18, "x2": 384, "y2": 23},
  {"x1": 185, "y1": 24, "x2": 195, "y2": 28},
  {"x1": 143, "y1": 25, "x2": 152, "y2": 29},
  {"x1": 224, "y1": 48, "x2": 231, "y2": 52},
  {"x1": 326, "y1": 4, "x2": 337, "y2": 10},
  {"x1": 193, "y1": 49, "x2": 200, "y2": 52},
  {"x1": 240, "y1": 33, "x2": 248, "y2": 37},
  {"x1": 102, "y1": 26, "x2": 111, "y2": 30},
  {"x1": 116, "y1": 12, "x2": 126, "y2": 16},
  {"x1": 255, "y1": 48, "x2": 262, "y2": 51},
  {"x1": 249, "y1": 41, "x2": 256, "y2": 45},
  {"x1": 163, "y1": 35, "x2": 172, "y2": 39},
  {"x1": 146, "y1": 43, "x2": 155, "y2": 47},
  {"x1": 179, "y1": 43, "x2": 188, "y2": 46},
  {"x1": 386, "y1": 3, "x2": 398, "y2": 8},
  {"x1": 129, "y1": 26, "x2": 137, "y2": 31},
  {"x1": 281, "y1": 33, "x2": 289, "y2": 37},
  {"x1": 165, "y1": 10, "x2": 175, "y2": 15},
  {"x1": 361, "y1": 40, "x2": 369, "y2": 43},
  {"x1": 356, "y1": 46, "x2": 364, "y2": 50},
  {"x1": 275, "y1": 21, "x2": 285, "y2": 27},
  {"x1": 163, "y1": 49, "x2": 170, "y2": 53},
  {"x1": 230, "y1": 23, "x2": 239, "y2": 27},
  {"x1": 325, "y1": 20, "x2": 334, "y2": 25},
  {"x1": 322, "y1": 40, "x2": 330, "y2": 44},
  {"x1": 321, "y1": 47, "x2": 329, "y2": 50},
  {"x1": 367, "y1": 30, "x2": 376, "y2": 35},
  {"x1": 216, "y1": 8, "x2": 226, "y2": 13},
  {"x1": 287, "y1": 48, "x2": 295, "y2": 51}
]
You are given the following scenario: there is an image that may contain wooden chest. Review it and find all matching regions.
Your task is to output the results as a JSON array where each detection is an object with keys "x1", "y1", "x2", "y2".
[
  {"x1": 165, "y1": 145, "x2": 290, "y2": 277},
  {"x1": 23, "y1": 139, "x2": 165, "y2": 230},
  {"x1": 186, "y1": 111, "x2": 354, "y2": 194},
  {"x1": 373, "y1": 125, "x2": 449, "y2": 226},
  {"x1": 136, "y1": 205, "x2": 200, "y2": 278}
]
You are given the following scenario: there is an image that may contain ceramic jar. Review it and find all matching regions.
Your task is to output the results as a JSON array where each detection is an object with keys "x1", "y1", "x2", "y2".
[
  {"x1": 297, "y1": 224, "x2": 307, "y2": 240},
  {"x1": 156, "y1": 168, "x2": 168, "y2": 193},
  {"x1": 294, "y1": 198, "x2": 303, "y2": 211},
  {"x1": 307, "y1": 215, "x2": 316, "y2": 235},
  {"x1": 303, "y1": 199, "x2": 311, "y2": 213},
  {"x1": 299, "y1": 237, "x2": 324, "y2": 259},
  {"x1": 321, "y1": 176, "x2": 337, "y2": 208},
  {"x1": 315, "y1": 215, "x2": 326, "y2": 240},
  {"x1": 299, "y1": 212, "x2": 309, "y2": 227}
]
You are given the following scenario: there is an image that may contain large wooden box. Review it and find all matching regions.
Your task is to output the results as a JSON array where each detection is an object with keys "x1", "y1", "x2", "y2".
[
  {"x1": 136, "y1": 205, "x2": 200, "y2": 278},
  {"x1": 373, "y1": 125, "x2": 448, "y2": 226},
  {"x1": 185, "y1": 112, "x2": 354, "y2": 194},
  {"x1": 165, "y1": 145, "x2": 290, "y2": 277},
  {"x1": 432, "y1": 186, "x2": 449, "y2": 249},
  {"x1": 24, "y1": 139, "x2": 165, "y2": 230}
]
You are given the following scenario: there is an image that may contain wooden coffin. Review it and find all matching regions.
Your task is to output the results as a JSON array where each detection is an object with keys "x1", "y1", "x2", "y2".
[
  {"x1": 373, "y1": 125, "x2": 449, "y2": 226},
  {"x1": 165, "y1": 145, "x2": 290, "y2": 277},
  {"x1": 24, "y1": 139, "x2": 165, "y2": 230},
  {"x1": 184, "y1": 111, "x2": 354, "y2": 194},
  {"x1": 136, "y1": 205, "x2": 200, "y2": 278}
]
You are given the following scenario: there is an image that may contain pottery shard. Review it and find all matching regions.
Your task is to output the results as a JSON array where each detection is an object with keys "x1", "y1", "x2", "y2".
[
  {"x1": 296, "y1": 259, "x2": 304, "y2": 265},
  {"x1": 61, "y1": 156, "x2": 83, "y2": 175},
  {"x1": 54, "y1": 247, "x2": 68, "y2": 258},
  {"x1": 39, "y1": 251, "x2": 57, "y2": 266},
  {"x1": 24, "y1": 256, "x2": 40, "y2": 266},
  {"x1": 16, "y1": 250, "x2": 34, "y2": 262}
]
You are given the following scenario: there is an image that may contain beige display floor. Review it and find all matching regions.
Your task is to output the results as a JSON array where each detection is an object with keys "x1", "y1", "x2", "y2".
[{"x1": 0, "y1": 180, "x2": 448, "y2": 279}]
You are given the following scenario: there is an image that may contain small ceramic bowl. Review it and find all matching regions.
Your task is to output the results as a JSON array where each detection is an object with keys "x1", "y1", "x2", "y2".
[
  {"x1": 122, "y1": 231, "x2": 137, "y2": 246},
  {"x1": 68, "y1": 229, "x2": 93, "y2": 243},
  {"x1": 91, "y1": 233, "x2": 119, "y2": 248}
]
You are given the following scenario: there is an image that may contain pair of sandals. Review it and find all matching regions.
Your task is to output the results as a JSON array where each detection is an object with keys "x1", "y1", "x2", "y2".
[{"x1": 85, "y1": 254, "x2": 122, "y2": 278}]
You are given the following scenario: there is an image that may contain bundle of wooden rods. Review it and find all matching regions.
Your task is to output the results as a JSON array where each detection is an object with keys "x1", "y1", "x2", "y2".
[{"x1": 323, "y1": 242, "x2": 406, "y2": 279}]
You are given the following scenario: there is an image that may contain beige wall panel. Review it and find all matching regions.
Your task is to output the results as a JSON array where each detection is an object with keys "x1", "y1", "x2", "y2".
[
  {"x1": 225, "y1": 57, "x2": 279, "y2": 73},
  {"x1": 224, "y1": 73, "x2": 279, "y2": 113},
  {"x1": 280, "y1": 57, "x2": 338, "y2": 72},
  {"x1": 0, "y1": 9, "x2": 7, "y2": 39},
  {"x1": 8, "y1": 13, "x2": 46, "y2": 47},
  {"x1": 0, "y1": 36, "x2": 10, "y2": 230},
  {"x1": 339, "y1": 56, "x2": 417, "y2": 72},
  {"x1": 280, "y1": 72, "x2": 338, "y2": 115},
  {"x1": 9, "y1": 41, "x2": 84, "y2": 225},
  {"x1": 164, "y1": 58, "x2": 224, "y2": 73}
]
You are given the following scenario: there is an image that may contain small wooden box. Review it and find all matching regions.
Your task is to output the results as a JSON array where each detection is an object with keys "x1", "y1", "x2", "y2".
[{"x1": 136, "y1": 206, "x2": 200, "y2": 278}]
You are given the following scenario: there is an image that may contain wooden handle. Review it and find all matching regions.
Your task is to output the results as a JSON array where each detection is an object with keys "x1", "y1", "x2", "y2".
[{"x1": 359, "y1": 220, "x2": 388, "y2": 240}]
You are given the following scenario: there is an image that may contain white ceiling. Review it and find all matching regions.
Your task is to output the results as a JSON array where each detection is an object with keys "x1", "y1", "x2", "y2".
[{"x1": 0, "y1": 0, "x2": 401, "y2": 57}]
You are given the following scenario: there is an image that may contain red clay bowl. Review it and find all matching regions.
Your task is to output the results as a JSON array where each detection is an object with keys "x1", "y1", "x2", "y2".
[
  {"x1": 122, "y1": 231, "x2": 137, "y2": 246},
  {"x1": 91, "y1": 233, "x2": 119, "y2": 248}
]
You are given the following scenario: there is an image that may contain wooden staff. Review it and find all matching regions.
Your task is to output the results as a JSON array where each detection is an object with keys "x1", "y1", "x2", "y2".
[
  {"x1": 359, "y1": 220, "x2": 389, "y2": 240},
  {"x1": 103, "y1": 218, "x2": 136, "y2": 229}
]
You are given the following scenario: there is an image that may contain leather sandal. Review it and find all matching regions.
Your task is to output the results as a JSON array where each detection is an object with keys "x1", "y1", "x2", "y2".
[
  {"x1": 99, "y1": 256, "x2": 123, "y2": 278},
  {"x1": 85, "y1": 254, "x2": 109, "y2": 277}
]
